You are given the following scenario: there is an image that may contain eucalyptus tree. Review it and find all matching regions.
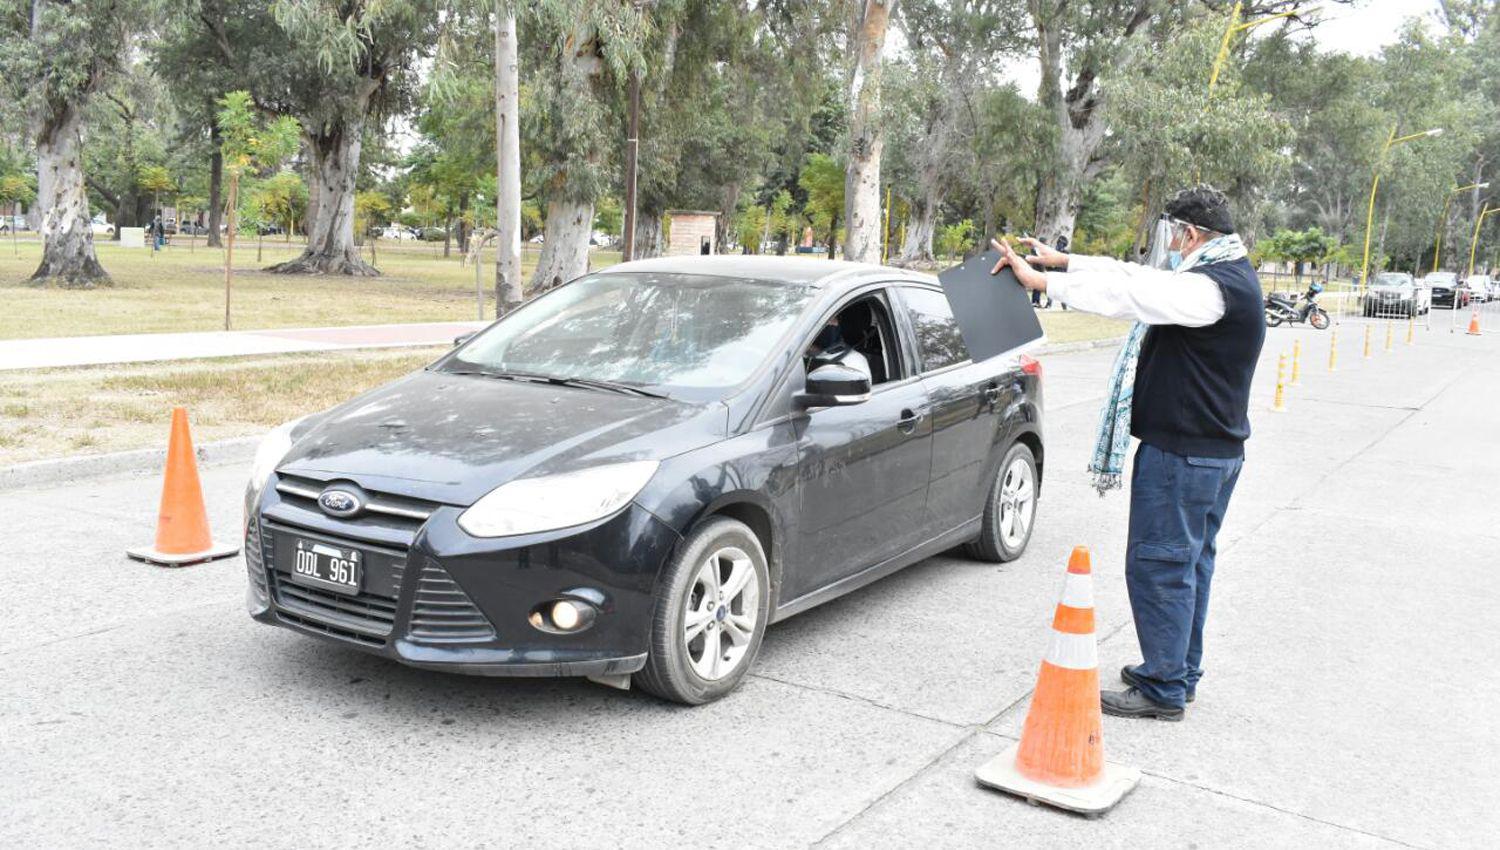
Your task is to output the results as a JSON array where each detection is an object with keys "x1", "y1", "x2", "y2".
[
  {"x1": 1025, "y1": 1, "x2": 1324, "y2": 244},
  {"x1": 524, "y1": 0, "x2": 654, "y2": 291},
  {"x1": 253, "y1": 0, "x2": 436, "y2": 275},
  {"x1": 888, "y1": 0, "x2": 1024, "y2": 262},
  {"x1": 0, "y1": 0, "x2": 148, "y2": 286},
  {"x1": 840, "y1": 0, "x2": 896, "y2": 263}
]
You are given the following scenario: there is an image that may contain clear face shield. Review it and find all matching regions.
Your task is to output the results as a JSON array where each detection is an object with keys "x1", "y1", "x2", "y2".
[{"x1": 1144, "y1": 215, "x2": 1192, "y2": 271}]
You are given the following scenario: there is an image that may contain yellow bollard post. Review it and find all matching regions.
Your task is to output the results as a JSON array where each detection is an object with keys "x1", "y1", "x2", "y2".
[
  {"x1": 1363, "y1": 325, "x2": 1372, "y2": 359},
  {"x1": 1406, "y1": 312, "x2": 1415, "y2": 345},
  {"x1": 1290, "y1": 339, "x2": 1302, "y2": 386},
  {"x1": 1271, "y1": 352, "x2": 1288, "y2": 413},
  {"x1": 1328, "y1": 329, "x2": 1338, "y2": 372},
  {"x1": 1385, "y1": 321, "x2": 1393, "y2": 352}
]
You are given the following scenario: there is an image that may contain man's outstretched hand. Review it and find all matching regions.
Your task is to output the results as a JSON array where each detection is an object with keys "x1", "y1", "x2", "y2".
[{"x1": 989, "y1": 238, "x2": 1049, "y2": 292}]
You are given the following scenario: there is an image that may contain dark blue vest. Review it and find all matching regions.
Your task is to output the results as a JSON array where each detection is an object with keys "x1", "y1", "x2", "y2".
[{"x1": 1130, "y1": 257, "x2": 1266, "y2": 458}]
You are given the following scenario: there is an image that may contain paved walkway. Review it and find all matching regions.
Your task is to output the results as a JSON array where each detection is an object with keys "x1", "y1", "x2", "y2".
[
  {"x1": 2, "y1": 323, "x2": 1496, "y2": 846},
  {"x1": 0, "y1": 320, "x2": 489, "y2": 371}
]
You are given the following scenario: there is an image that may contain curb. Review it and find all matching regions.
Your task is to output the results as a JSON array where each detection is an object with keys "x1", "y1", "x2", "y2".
[
  {"x1": 0, "y1": 435, "x2": 259, "y2": 492},
  {"x1": 1039, "y1": 336, "x2": 1126, "y2": 355},
  {"x1": 1, "y1": 335, "x2": 1126, "y2": 491}
]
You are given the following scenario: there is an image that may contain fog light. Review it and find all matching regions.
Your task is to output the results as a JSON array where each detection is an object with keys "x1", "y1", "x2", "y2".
[{"x1": 551, "y1": 600, "x2": 583, "y2": 631}]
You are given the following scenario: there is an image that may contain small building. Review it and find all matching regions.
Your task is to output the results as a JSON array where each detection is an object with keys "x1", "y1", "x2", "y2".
[{"x1": 665, "y1": 210, "x2": 719, "y2": 257}]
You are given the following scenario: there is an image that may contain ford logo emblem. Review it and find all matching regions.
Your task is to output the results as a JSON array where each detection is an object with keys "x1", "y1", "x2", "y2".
[{"x1": 318, "y1": 488, "x2": 362, "y2": 517}]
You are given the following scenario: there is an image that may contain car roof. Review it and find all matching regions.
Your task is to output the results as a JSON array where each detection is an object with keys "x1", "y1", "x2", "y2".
[{"x1": 597, "y1": 255, "x2": 939, "y2": 290}]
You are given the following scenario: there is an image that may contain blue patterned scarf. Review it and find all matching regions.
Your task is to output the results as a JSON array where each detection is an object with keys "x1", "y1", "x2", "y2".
[{"x1": 1088, "y1": 233, "x2": 1249, "y2": 495}]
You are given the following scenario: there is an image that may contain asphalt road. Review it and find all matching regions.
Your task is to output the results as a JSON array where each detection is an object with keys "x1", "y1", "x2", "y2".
[{"x1": 3, "y1": 320, "x2": 1496, "y2": 848}]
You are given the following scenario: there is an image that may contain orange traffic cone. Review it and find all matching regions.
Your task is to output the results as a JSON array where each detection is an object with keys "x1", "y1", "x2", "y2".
[
  {"x1": 1466, "y1": 308, "x2": 1482, "y2": 336},
  {"x1": 975, "y1": 546, "x2": 1140, "y2": 815},
  {"x1": 126, "y1": 407, "x2": 239, "y2": 567}
]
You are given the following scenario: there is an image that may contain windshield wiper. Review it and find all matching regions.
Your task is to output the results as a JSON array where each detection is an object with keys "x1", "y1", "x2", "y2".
[
  {"x1": 547, "y1": 376, "x2": 669, "y2": 399},
  {"x1": 442, "y1": 367, "x2": 666, "y2": 398}
]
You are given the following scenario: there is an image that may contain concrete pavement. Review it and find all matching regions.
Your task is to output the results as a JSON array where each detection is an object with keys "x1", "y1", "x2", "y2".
[
  {"x1": 1, "y1": 321, "x2": 1496, "y2": 848},
  {"x1": 0, "y1": 320, "x2": 487, "y2": 371}
]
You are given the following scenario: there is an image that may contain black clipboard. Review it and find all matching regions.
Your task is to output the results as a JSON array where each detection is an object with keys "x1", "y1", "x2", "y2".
[{"x1": 937, "y1": 250, "x2": 1045, "y2": 362}]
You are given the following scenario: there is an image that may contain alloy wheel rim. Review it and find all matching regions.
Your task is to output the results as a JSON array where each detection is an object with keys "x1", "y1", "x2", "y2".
[
  {"x1": 682, "y1": 545, "x2": 760, "y2": 681},
  {"x1": 998, "y1": 457, "x2": 1035, "y2": 550}
]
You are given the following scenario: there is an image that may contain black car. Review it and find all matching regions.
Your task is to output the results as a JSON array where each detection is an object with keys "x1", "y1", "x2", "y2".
[
  {"x1": 244, "y1": 256, "x2": 1044, "y2": 704},
  {"x1": 1427, "y1": 272, "x2": 1466, "y2": 309}
]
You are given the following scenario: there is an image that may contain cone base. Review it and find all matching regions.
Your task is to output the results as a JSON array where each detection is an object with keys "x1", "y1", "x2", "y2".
[
  {"x1": 127, "y1": 541, "x2": 240, "y2": 567},
  {"x1": 975, "y1": 741, "x2": 1140, "y2": 816}
]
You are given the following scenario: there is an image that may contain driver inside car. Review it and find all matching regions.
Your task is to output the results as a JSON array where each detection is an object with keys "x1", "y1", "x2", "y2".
[{"x1": 805, "y1": 315, "x2": 872, "y2": 380}]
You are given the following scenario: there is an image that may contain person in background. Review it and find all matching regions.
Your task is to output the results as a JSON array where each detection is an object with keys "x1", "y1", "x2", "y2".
[{"x1": 990, "y1": 185, "x2": 1265, "y2": 722}]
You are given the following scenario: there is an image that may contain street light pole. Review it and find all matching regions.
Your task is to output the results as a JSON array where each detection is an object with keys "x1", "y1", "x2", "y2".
[
  {"x1": 1209, "y1": 3, "x2": 1317, "y2": 94},
  {"x1": 1359, "y1": 126, "x2": 1443, "y2": 293},
  {"x1": 1466, "y1": 205, "x2": 1497, "y2": 280},
  {"x1": 622, "y1": 70, "x2": 641, "y2": 262},
  {"x1": 1433, "y1": 182, "x2": 1488, "y2": 274}
]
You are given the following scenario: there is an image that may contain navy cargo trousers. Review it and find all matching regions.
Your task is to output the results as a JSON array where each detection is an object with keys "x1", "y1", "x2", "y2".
[{"x1": 1125, "y1": 442, "x2": 1243, "y2": 709}]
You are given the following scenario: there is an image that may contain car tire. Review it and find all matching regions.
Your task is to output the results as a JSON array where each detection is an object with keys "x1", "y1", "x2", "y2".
[
  {"x1": 634, "y1": 516, "x2": 770, "y2": 705},
  {"x1": 964, "y1": 441, "x2": 1038, "y2": 563}
]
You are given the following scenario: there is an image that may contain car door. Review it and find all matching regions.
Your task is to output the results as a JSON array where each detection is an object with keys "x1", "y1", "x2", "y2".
[
  {"x1": 893, "y1": 284, "x2": 1013, "y2": 531},
  {"x1": 782, "y1": 288, "x2": 934, "y2": 600}
]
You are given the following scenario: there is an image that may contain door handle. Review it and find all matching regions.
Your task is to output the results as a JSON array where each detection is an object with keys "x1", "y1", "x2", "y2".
[
  {"x1": 896, "y1": 408, "x2": 923, "y2": 433},
  {"x1": 982, "y1": 385, "x2": 1002, "y2": 406}
]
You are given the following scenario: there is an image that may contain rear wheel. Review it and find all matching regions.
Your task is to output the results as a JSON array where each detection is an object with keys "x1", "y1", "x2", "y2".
[
  {"x1": 634, "y1": 517, "x2": 769, "y2": 705},
  {"x1": 1264, "y1": 311, "x2": 1284, "y2": 328},
  {"x1": 965, "y1": 441, "x2": 1038, "y2": 563}
]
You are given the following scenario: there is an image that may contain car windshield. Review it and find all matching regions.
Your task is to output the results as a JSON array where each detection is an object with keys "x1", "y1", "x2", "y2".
[
  {"x1": 1427, "y1": 274, "x2": 1456, "y2": 285},
  {"x1": 439, "y1": 271, "x2": 816, "y2": 398},
  {"x1": 1374, "y1": 274, "x2": 1408, "y2": 286}
]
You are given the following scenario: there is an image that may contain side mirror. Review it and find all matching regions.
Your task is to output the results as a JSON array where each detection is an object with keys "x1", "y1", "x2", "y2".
[
  {"x1": 453, "y1": 331, "x2": 478, "y2": 347},
  {"x1": 795, "y1": 363, "x2": 872, "y2": 409}
]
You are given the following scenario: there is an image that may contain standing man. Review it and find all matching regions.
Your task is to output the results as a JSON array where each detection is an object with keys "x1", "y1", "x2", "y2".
[{"x1": 992, "y1": 186, "x2": 1264, "y2": 721}]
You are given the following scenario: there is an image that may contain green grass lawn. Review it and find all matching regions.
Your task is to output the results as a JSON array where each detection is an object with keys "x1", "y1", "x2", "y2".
[
  {"x1": 0, "y1": 237, "x2": 621, "y2": 339},
  {"x1": 1, "y1": 237, "x2": 1124, "y2": 344}
]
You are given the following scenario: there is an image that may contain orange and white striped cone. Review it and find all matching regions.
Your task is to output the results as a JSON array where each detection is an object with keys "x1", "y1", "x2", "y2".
[
  {"x1": 1467, "y1": 307, "x2": 1482, "y2": 336},
  {"x1": 975, "y1": 546, "x2": 1140, "y2": 815}
]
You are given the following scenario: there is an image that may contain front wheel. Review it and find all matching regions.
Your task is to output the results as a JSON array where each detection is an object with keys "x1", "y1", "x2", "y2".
[
  {"x1": 634, "y1": 517, "x2": 770, "y2": 705},
  {"x1": 965, "y1": 441, "x2": 1039, "y2": 563},
  {"x1": 1309, "y1": 308, "x2": 1330, "y2": 330}
]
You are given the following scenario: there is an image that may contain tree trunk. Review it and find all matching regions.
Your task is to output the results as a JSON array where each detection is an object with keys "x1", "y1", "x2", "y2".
[
  {"x1": 842, "y1": 0, "x2": 895, "y2": 264},
  {"x1": 265, "y1": 109, "x2": 378, "y2": 276},
  {"x1": 899, "y1": 185, "x2": 940, "y2": 264},
  {"x1": 493, "y1": 6, "x2": 524, "y2": 316},
  {"x1": 826, "y1": 214, "x2": 839, "y2": 259},
  {"x1": 716, "y1": 182, "x2": 739, "y2": 253},
  {"x1": 207, "y1": 124, "x2": 224, "y2": 248},
  {"x1": 443, "y1": 214, "x2": 453, "y2": 258},
  {"x1": 530, "y1": 198, "x2": 593, "y2": 293},
  {"x1": 634, "y1": 210, "x2": 664, "y2": 259},
  {"x1": 30, "y1": 101, "x2": 109, "y2": 288},
  {"x1": 1030, "y1": 4, "x2": 1111, "y2": 245}
]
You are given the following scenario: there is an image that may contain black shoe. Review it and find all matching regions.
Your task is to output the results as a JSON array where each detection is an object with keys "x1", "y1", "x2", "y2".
[
  {"x1": 1121, "y1": 664, "x2": 1195, "y2": 703},
  {"x1": 1101, "y1": 687, "x2": 1185, "y2": 721}
]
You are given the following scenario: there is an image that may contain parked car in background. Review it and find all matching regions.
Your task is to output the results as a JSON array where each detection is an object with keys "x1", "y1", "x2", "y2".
[
  {"x1": 244, "y1": 256, "x2": 1045, "y2": 705},
  {"x1": 1463, "y1": 275, "x2": 1494, "y2": 303},
  {"x1": 528, "y1": 233, "x2": 545, "y2": 244},
  {"x1": 90, "y1": 215, "x2": 115, "y2": 236},
  {"x1": 419, "y1": 227, "x2": 448, "y2": 241},
  {"x1": 378, "y1": 226, "x2": 417, "y2": 241},
  {"x1": 1426, "y1": 272, "x2": 1464, "y2": 309},
  {"x1": 258, "y1": 223, "x2": 285, "y2": 236},
  {"x1": 0, "y1": 214, "x2": 27, "y2": 232},
  {"x1": 1362, "y1": 272, "x2": 1426, "y2": 317},
  {"x1": 178, "y1": 222, "x2": 209, "y2": 235}
]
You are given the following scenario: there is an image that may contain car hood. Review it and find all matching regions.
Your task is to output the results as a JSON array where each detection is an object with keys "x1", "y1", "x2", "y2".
[{"x1": 278, "y1": 369, "x2": 726, "y2": 505}]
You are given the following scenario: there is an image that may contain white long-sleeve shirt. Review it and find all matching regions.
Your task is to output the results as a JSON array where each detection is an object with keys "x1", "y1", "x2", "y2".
[{"x1": 1045, "y1": 255, "x2": 1226, "y2": 327}]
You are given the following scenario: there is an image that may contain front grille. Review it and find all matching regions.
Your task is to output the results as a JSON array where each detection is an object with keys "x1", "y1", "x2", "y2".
[
  {"x1": 274, "y1": 473, "x2": 439, "y2": 531},
  {"x1": 409, "y1": 561, "x2": 496, "y2": 643},
  {"x1": 262, "y1": 523, "x2": 406, "y2": 644}
]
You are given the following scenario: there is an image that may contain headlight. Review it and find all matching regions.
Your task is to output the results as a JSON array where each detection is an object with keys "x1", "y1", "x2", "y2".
[
  {"x1": 245, "y1": 416, "x2": 306, "y2": 508},
  {"x1": 457, "y1": 461, "x2": 659, "y2": 538}
]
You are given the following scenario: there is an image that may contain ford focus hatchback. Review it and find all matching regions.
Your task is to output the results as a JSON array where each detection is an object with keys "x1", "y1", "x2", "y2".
[{"x1": 244, "y1": 256, "x2": 1044, "y2": 704}]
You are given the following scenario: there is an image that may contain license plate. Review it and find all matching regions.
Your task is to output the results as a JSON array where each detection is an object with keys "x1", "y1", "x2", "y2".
[{"x1": 287, "y1": 537, "x2": 363, "y2": 595}]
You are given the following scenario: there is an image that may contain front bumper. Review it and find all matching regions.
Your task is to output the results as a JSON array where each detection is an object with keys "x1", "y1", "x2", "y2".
[{"x1": 245, "y1": 476, "x2": 680, "y2": 677}]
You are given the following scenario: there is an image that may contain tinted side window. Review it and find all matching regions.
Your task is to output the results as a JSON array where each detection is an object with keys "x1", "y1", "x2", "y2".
[{"x1": 899, "y1": 287, "x2": 970, "y2": 372}]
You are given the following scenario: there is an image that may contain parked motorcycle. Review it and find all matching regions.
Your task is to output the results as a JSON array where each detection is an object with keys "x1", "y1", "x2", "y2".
[{"x1": 1265, "y1": 281, "x2": 1330, "y2": 330}]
